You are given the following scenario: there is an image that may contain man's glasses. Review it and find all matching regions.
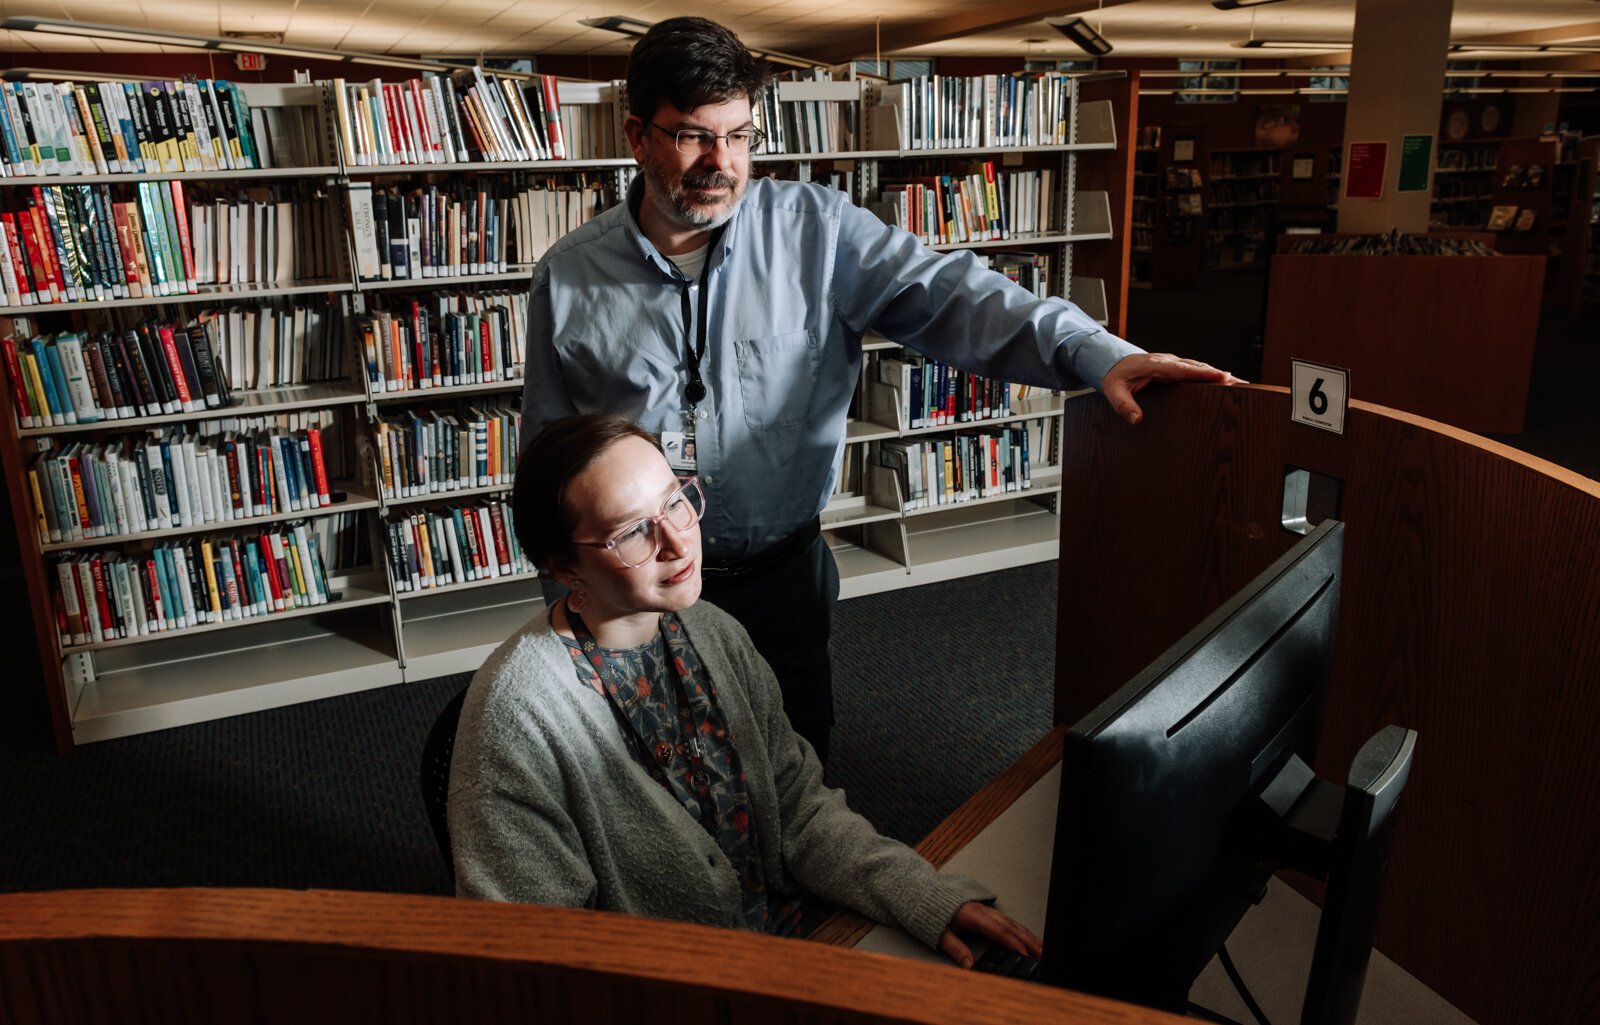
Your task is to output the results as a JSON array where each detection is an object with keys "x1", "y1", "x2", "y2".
[
  {"x1": 648, "y1": 121, "x2": 766, "y2": 155},
  {"x1": 571, "y1": 477, "x2": 707, "y2": 568}
]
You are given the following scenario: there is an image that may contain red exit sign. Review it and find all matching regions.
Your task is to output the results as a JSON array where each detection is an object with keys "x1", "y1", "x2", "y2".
[{"x1": 234, "y1": 52, "x2": 268, "y2": 71}]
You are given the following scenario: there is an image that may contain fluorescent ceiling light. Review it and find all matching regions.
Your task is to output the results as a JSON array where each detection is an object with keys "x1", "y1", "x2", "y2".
[
  {"x1": 1449, "y1": 42, "x2": 1600, "y2": 53},
  {"x1": 1212, "y1": 0, "x2": 1292, "y2": 9},
  {"x1": 1238, "y1": 37, "x2": 1600, "y2": 53},
  {"x1": 578, "y1": 15, "x2": 654, "y2": 37},
  {"x1": 1046, "y1": 17, "x2": 1114, "y2": 57},
  {"x1": 1143, "y1": 68, "x2": 1593, "y2": 81},
  {"x1": 579, "y1": 15, "x2": 823, "y2": 69},
  {"x1": 0, "y1": 15, "x2": 540, "y2": 79},
  {"x1": 1236, "y1": 39, "x2": 1351, "y2": 49}
]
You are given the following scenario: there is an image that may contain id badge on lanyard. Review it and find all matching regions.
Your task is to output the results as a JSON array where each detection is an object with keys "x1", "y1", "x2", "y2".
[
  {"x1": 662, "y1": 416, "x2": 697, "y2": 473},
  {"x1": 664, "y1": 225, "x2": 724, "y2": 476}
]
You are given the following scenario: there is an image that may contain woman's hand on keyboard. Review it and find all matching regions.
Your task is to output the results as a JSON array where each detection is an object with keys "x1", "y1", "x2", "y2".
[{"x1": 937, "y1": 901, "x2": 1043, "y2": 970}]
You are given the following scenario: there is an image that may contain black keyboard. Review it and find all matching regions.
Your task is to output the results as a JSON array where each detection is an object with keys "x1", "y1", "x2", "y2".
[{"x1": 971, "y1": 941, "x2": 1042, "y2": 980}]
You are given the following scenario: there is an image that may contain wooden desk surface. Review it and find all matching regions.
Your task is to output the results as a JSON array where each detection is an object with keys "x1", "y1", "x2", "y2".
[
  {"x1": 0, "y1": 880, "x2": 1194, "y2": 1025},
  {"x1": 811, "y1": 726, "x2": 1065, "y2": 948}
]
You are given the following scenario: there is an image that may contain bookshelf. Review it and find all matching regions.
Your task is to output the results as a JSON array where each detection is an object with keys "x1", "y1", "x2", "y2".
[
  {"x1": 1544, "y1": 135, "x2": 1595, "y2": 313},
  {"x1": 1130, "y1": 126, "x2": 1158, "y2": 288},
  {"x1": 1483, "y1": 137, "x2": 1561, "y2": 256},
  {"x1": 811, "y1": 72, "x2": 1129, "y2": 598},
  {"x1": 0, "y1": 75, "x2": 629, "y2": 749},
  {"x1": 1429, "y1": 139, "x2": 1499, "y2": 230},
  {"x1": 0, "y1": 71, "x2": 1133, "y2": 748},
  {"x1": 1203, "y1": 148, "x2": 1280, "y2": 270},
  {"x1": 1429, "y1": 139, "x2": 1497, "y2": 230},
  {"x1": 1146, "y1": 125, "x2": 1206, "y2": 288},
  {"x1": 1580, "y1": 139, "x2": 1600, "y2": 310}
]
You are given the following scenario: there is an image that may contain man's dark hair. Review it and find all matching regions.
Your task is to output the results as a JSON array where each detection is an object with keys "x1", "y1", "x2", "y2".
[
  {"x1": 626, "y1": 16, "x2": 769, "y2": 123},
  {"x1": 513, "y1": 413, "x2": 662, "y2": 572}
]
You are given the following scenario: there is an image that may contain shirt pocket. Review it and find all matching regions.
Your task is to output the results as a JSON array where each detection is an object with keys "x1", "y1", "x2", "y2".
[{"x1": 734, "y1": 330, "x2": 818, "y2": 431}]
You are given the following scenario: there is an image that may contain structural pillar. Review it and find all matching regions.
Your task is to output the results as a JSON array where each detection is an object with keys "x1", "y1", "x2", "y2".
[{"x1": 1337, "y1": 0, "x2": 1454, "y2": 234}]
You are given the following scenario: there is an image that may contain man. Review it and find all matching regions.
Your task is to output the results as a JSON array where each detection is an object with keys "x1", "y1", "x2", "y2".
[{"x1": 522, "y1": 17, "x2": 1238, "y2": 764}]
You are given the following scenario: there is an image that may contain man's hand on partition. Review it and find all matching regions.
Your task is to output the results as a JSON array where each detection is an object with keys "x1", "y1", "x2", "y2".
[
  {"x1": 938, "y1": 900, "x2": 1044, "y2": 970},
  {"x1": 1100, "y1": 352, "x2": 1245, "y2": 426}
]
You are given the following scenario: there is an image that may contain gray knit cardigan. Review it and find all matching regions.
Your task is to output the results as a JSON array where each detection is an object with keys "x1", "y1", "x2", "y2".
[{"x1": 448, "y1": 600, "x2": 988, "y2": 950}]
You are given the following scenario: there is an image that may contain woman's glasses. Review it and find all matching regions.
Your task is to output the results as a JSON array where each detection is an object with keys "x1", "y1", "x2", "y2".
[{"x1": 571, "y1": 477, "x2": 706, "y2": 568}]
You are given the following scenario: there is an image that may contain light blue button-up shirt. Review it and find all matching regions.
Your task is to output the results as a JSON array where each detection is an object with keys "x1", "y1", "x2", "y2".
[{"x1": 521, "y1": 175, "x2": 1141, "y2": 558}]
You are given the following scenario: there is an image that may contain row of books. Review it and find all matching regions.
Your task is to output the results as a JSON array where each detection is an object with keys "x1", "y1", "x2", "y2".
[
  {"x1": 986, "y1": 251, "x2": 1054, "y2": 301},
  {"x1": 875, "y1": 73, "x2": 1078, "y2": 151},
  {"x1": 1436, "y1": 148, "x2": 1497, "y2": 172},
  {"x1": 0, "y1": 182, "x2": 204, "y2": 306},
  {"x1": 196, "y1": 300, "x2": 349, "y2": 391},
  {"x1": 1209, "y1": 153, "x2": 1280, "y2": 179},
  {"x1": 873, "y1": 352, "x2": 1030, "y2": 430},
  {"x1": 357, "y1": 293, "x2": 526, "y2": 394},
  {"x1": 2, "y1": 327, "x2": 231, "y2": 429},
  {"x1": 184, "y1": 184, "x2": 344, "y2": 288},
  {"x1": 781, "y1": 166, "x2": 853, "y2": 196},
  {"x1": 346, "y1": 175, "x2": 613, "y2": 282},
  {"x1": 28, "y1": 418, "x2": 340, "y2": 545},
  {"x1": 0, "y1": 79, "x2": 266, "y2": 179},
  {"x1": 332, "y1": 72, "x2": 623, "y2": 167},
  {"x1": 1206, "y1": 180, "x2": 1279, "y2": 206},
  {"x1": 871, "y1": 163, "x2": 1057, "y2": 246},
  {"x1": 877, "y1": 426, "x2": 1036, "y2": 511},
  {"x1": 383, "y1": 499, "x2": 534, "y2": 592},
  {"x1": 372, "y1": 406, "x2": 518, "y2": 501},
  {"x1": 753, "y1": 74, "x2": 857, "y2": 155},
  {"x1": 1206, "y1": 206, "x2": 1267, "y2": 234},
  {"x1": 54, "y1": 523, "x2": 337, "y2": 647}
]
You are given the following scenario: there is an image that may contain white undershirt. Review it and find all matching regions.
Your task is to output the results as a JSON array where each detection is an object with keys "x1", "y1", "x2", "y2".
[{"x1": 664, "y1": 241, "x2": 710, "y2": 281}]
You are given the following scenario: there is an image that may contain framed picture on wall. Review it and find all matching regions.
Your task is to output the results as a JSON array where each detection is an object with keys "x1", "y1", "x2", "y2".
[{"x1": 1255, "y1": 104, "x2": 1301, "y2": 148}]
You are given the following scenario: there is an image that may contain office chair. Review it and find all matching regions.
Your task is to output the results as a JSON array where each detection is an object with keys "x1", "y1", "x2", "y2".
[{"x1": 420, "y1": 686, "x2": 469, "y2": 882}]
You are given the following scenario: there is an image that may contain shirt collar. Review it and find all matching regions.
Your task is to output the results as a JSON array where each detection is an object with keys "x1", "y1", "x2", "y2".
[{"x1": 623, "y1": 174, "x2": 743, "y2": 279}]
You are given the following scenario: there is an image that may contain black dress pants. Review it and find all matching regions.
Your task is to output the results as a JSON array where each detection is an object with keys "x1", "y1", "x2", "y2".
[{"x1": 699, "y1": 533, "x2": 839, "y2": 765}]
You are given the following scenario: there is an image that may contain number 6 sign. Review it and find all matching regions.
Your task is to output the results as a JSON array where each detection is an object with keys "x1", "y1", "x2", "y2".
[{"x1": 1290, "y1": 359, "x2": 1349, "y2": 435}]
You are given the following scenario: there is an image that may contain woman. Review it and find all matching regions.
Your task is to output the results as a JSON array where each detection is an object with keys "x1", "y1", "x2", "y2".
[{"x1": 448, "y1": 412, "x2": 1039, "y2": 966}]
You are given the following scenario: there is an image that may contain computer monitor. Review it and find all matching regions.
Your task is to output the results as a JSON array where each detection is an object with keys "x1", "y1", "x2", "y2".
[{"x1": 1037, "y1": 520, "x2": 1416, "y2": 1025}]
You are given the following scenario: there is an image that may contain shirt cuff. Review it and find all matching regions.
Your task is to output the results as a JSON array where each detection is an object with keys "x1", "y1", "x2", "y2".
[{"x1": 1064, "y1": 329, "x2": 1145, "y2": 391}]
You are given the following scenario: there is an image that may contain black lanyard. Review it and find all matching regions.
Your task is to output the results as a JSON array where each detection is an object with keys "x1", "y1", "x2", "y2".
[
  {"x1": 677, "y1": 224, "x2": 727, "y2": 409},
  {"x1": 566, "y1": 605, "x2": 715, "y2": 835}
]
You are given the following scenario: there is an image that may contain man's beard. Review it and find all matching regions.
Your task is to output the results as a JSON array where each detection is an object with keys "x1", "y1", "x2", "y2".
[{"x1": 643, "y1": 153, "x2": 746, "y2": 232}]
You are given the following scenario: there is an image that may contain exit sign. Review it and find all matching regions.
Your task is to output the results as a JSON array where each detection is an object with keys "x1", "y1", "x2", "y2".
[{"x1": 234, "y1": 52, "x2": 268, "y2": 71}]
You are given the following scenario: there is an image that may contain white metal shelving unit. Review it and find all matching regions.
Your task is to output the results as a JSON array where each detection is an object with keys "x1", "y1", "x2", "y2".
[{"x1": 1, "y1": 72, "x2": 1130, "y2": 747}]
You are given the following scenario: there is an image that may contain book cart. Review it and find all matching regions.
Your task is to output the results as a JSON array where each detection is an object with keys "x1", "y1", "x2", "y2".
[{"x1": 0, "y1": 68, "x2": 1133, "y2": 750}]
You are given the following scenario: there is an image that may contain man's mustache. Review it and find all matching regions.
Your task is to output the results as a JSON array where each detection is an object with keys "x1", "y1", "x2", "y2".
[{"x1": 682, "y1": 171, "x2": 738, "y2": 190}]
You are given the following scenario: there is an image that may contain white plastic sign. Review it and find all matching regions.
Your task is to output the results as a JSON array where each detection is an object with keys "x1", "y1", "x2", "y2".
[{"x1": 1290, "y1": 360, "x2": 1349, "y2": 435}]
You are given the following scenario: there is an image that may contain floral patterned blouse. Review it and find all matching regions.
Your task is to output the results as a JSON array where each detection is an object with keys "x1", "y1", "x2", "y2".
[{"x1": 562, "y1": 611, "x2": 812, "y2": 933}]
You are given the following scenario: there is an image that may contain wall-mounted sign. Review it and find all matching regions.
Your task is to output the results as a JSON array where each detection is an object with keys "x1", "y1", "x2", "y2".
[
  {"x1": 1345, "y1": 142, "x2": 1387, "y2": 199},
  {"x1": 1398, "y1": 134, "x2": 1434, "y2": 193}
]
